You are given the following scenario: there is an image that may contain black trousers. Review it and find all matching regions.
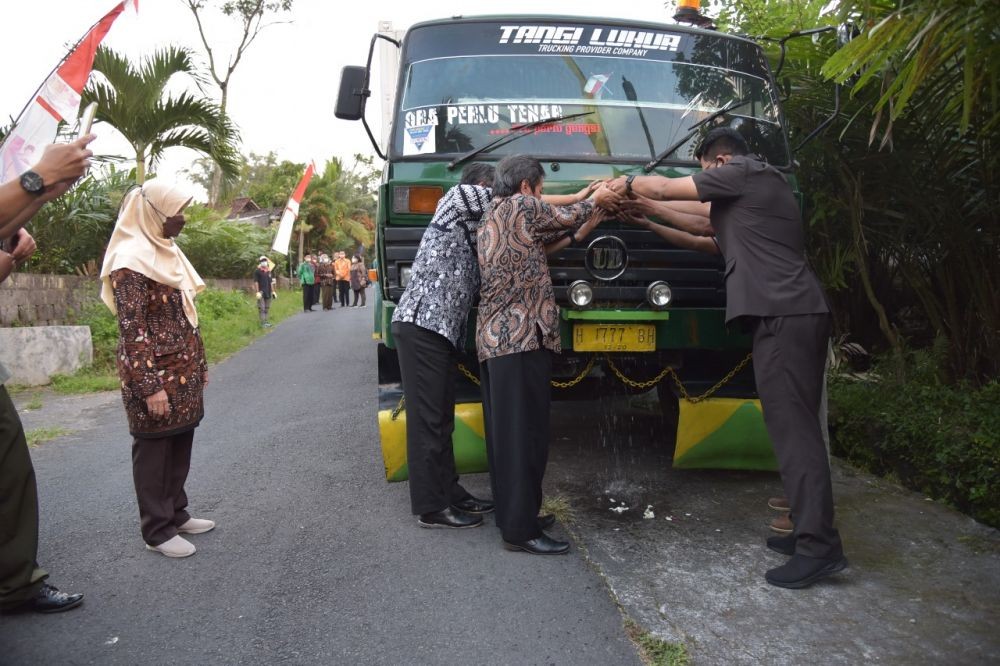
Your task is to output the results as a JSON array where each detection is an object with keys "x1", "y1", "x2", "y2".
[
  {"x1": 352, "y1": 288, "x2": 366, "y2": 306},
  {"x1": 480, "y1": 349, "x2": 552, "y2": 543},
  {"x1": 0, "y1": 386, "x2": 47, "y2": 609},
  {"x1": 132, "y1": 430, "x2": 194, "y2": 546},
  {"x1": 751, "y1": 313, "x2": 843, "y2": 559},
  {"x1": 337, "y1": 280, "x2": 350, "y2": 307},
  {"x1": 392, "y1": 321, "x2": 469, "y2": 515},
  {"x1": 302, "y1": 284, "x2": 315, "y2": 311}
]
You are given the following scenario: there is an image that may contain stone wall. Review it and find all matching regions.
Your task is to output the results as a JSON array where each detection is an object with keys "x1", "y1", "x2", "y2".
[
  {"x1": 1, "y1": 273, "x2": 295, "y2": 327},
  {"x1": 0, "y1": 326, "x2": 93, "y2": 385}
]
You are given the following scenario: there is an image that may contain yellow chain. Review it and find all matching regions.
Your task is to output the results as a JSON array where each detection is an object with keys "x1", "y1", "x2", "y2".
[
  {"x1": 671, "y1": 352, "x2": 754, "y2": 403},
  {"x1": 603, "y1": 352, "x2": 753, "y2": 403},
  {"x1": 602, "y1": 354, "x2": 675, "y2": 391},
  {"x1": 457, "y1": 362, "x2": 481, "y2": 385},
  {"x1": 457, "y1": 354, "x2": 596, "y2": 389},
  {"x1": 390, "y1": 396, "x2": 405, "y2": 420},
  {"x1": 394, "y1": 351, "x2": 753, "y2": 418},
  {"x1": 550, "y1": 354, "x2": 596, "y2": 388}
]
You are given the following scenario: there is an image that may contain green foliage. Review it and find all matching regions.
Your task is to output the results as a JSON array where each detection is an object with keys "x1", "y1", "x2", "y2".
[
  {"x1": 53, "y1": 287, "x2": 300, "y2": 394},
  {"x1": 625, "y1": 619, "x2": 689, "y2": 666},
  {"x1": 822, "y1": 0, "x2": 999, "y2": 141},
  {"x1": 830, "y1": 350, "x2": 1000, "y2": 528},
  {"x1": 83, "y1": 45, "x2": 240, "y2": 183},
  {"x1": 713, "y1": 0, "x2": 999, "y2": 385},
  {"x1": 75, "y1": 302, "x2": 121, "y2": 371},
  {"x1": 174, "y1": 204, "x2": 278, "y2": 278},
  {"x1": 25, "y1": 427, "x2": 72, "y2": 448},
  {"x1": 22, "y1": 167, "x2": 134, "y2": 274}
]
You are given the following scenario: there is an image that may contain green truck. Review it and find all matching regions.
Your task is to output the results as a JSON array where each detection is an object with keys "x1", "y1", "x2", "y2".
[{"x1": 335, "y1": 12, "x2": 834, "y2": 480}]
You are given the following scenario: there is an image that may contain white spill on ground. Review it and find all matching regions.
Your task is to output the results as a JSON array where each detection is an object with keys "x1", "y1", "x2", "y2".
[{"x1": 643, "y1": 505, "x2": 655, "y2": 519}]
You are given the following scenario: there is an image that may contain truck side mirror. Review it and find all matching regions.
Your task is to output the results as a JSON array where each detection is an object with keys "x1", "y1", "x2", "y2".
[{"x1": 335, "y1": 66, "x2": 369, "y2": 121}]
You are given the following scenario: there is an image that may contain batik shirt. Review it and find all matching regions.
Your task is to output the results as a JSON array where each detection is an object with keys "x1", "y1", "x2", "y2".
[
  {"x1": 391, "y1": 184, "x2": 493, "y2": 351},
  {"x1": 111, "y1": 268, "x2": 207, "y2": 438},
  {"x1": 476, "y1": 195, "x2": 594, "y2": 362}
]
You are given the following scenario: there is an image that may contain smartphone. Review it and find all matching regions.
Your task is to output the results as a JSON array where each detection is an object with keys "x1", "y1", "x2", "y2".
[{"x1": 79, "y1": 102, "x2": 98, "y2": 136}]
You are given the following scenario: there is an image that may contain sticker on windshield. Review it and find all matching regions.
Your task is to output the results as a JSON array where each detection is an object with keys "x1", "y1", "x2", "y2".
[
  {"x1": 584, "y1": 74, "x2": 612, "y2": 99},
  {"x1": 403, "y1": 124, "x2": 436, "y2": 155},
  {"x1": 498, "y1": 25, "x2": 681, "y2": 57},
  {"x1": 404, "y1": 108, "x2": 439, "y2": 129}
]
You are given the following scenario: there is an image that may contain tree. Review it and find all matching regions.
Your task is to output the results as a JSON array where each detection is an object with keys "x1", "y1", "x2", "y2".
[
  {"x1": 183, "y1": 0, "x2": 294, "y2": 205},
  {"x1": 709, "y1": 0, "x2": 999, "y2": 383},
  {"x1": 83, "y1": 46, "x2": 240, "y2": 184},
  {"x1": 20, "y1": 166, "x2": 136, "y2": 275}
]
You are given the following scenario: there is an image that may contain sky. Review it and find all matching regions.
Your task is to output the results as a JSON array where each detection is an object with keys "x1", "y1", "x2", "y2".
[{"x1": 2, "y1": 0, "x2": 693, "y2": 201}]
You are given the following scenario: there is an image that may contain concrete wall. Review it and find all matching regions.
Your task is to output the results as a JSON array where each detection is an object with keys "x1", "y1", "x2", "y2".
[
  {"x1": 0, "y1": 326, "x2": 93, "y2": 385},
  {"x1": 1, "y1": 273, "x2": 295, "y2": 327}
]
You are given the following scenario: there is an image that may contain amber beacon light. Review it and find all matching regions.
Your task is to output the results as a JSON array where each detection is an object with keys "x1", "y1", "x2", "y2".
[{"x1": 673, "y1": 0, "x2": 715, "y2": 28}]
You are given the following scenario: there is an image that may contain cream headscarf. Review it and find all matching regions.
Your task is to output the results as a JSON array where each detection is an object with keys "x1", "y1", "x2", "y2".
[{"x1": 100, "y1": 179, "x2": 206, "y2": 328}]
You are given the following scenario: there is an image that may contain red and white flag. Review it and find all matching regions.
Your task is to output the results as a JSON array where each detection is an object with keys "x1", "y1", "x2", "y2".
[
  {"x1": 0, "y1": 1, "x2": 138, "y2": 184},
  {"x1": 271, "y1": 161, "x2": 316, "y2": 255}
]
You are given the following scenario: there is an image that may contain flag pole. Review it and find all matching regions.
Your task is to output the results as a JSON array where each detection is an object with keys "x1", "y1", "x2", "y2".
[{"x1": 0, "y1": 17, "x2": 107, "y2": 150}]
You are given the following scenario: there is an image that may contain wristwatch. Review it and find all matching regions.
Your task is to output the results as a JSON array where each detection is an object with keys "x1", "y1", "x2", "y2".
[
  {"x1": 565, "y1": 228, "x2": 579, "y2": 247},
  {"x1": 19, "y1": 170, "x2": 44, "y2": 195},
  {"x1": 625, "y1": 174, "x2": 635, "y2": 196}
]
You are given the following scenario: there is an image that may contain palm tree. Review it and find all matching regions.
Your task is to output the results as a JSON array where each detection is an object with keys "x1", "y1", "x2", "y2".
[{"x1": 83, "y1": 45, "x2": 240, "y2": 184}]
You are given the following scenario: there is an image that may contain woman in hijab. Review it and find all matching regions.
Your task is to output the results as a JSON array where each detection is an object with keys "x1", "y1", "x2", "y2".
[
  {"x1": 100, "y1": 180, "x2": 213, "y2": 559},
  {"x1": 349, "y1": 254, "x2": 367, "y2": 307}
]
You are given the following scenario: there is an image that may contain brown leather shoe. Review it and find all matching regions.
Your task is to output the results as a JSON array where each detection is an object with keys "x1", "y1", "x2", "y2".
[
  {"x1": 768, "y1": 496, "x2": 791, "y2": 511},
  {"x1": 770, "y1": 513, "x2": 794, "y2": 534}
]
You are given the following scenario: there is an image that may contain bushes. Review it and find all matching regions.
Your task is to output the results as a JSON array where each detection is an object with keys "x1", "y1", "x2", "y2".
[
  {"x1": 829, "y1": 350, "x2": 1000, "y2": 528},
  {"x1": 176, "y1": 204, "x2": 280, "y2": 278}
]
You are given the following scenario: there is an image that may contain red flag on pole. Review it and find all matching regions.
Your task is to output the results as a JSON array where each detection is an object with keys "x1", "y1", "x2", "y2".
[
  {"x1": 0, "y1": 1, "x2": 137, "y2": 184},
  {"x1": 272, "y1": 161, "x2": 316, "y2": 255}
]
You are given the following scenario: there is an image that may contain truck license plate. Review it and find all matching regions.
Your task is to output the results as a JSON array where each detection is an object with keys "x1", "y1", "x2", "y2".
[{"x1": 573, "y1": 324, "x2": 656, "y2": 352}]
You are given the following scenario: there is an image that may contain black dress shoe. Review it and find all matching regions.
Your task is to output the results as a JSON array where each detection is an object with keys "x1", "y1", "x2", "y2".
[
  {"x1": 418, "y1": 507, "x2": 483, "y2": 529},
  {"x1": 503, "y1": 533, "x2": 570, "y2": 555},
  {"x1": 22, "y1": 584, "x2": 84, "y2": 613},
  {"x1": 537, "y1": 514, "x2": 556, "y2": 530},
  {"x1": 451, "y1": 495, "x2": 495, "y2": 515},
  {"x1": 767, "y1": 534, "x2": 796, "y2": 556},
  {"x1": 765, "y1": 553, "x2": 848, "y2": 589}
]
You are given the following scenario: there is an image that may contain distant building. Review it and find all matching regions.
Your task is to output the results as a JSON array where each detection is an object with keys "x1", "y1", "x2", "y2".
[{"x1": 226, "y1": 198, "x2": 280, "y2": 228}]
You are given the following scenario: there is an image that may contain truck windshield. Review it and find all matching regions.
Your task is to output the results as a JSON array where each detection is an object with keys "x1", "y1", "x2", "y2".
[{"x1": 394, "y1": 20, "x2": 789, "y2": 166}]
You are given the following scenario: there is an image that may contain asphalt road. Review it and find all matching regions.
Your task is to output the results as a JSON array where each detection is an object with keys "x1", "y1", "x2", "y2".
[{"x1": 1, "y1": 305, "x2": 641, "y2": 665}]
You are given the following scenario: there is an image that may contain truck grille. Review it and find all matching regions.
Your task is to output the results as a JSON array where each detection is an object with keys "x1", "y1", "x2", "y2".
[{"x1": 383, "y1": 226, "x2": 726, "y2": 307}]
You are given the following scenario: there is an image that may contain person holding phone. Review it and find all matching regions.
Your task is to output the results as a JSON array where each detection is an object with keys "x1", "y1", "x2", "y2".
[{"x1": 1, "y1": 135, "x2": 94, "y2": 615}]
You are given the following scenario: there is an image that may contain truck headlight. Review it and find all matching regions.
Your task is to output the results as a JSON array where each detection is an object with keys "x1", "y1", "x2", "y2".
[
  {"x1": 646, "y1": 281, "x2": 672, "y2": 309},
  {"x1": 568, "y1": 280, "x2": 593, "y2": 308}
]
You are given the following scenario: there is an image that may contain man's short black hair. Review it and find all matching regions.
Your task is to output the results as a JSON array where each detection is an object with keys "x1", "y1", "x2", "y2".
[
  {"x1": 695, "y1": 127, "x2": 749, "y2": 161},
  {"x1": 492, "y1": 155, "x2": 544, "y2": 197},
  {"x1": 460, "y1": 162, "x2": 496, "y2": 187}
]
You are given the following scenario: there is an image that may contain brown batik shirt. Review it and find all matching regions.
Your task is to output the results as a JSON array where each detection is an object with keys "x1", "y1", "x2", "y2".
[
  {"x1": 111, "y1": 268, "x2": 207, "y2": 438},
  {"x1": 476, "y1": 194, "x2": 594, "y2": 362}
]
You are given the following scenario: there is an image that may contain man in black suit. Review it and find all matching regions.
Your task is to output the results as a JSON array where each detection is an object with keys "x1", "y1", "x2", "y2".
[{"x1": 609, "y1": 127, "x2": 847, "y2": 589}]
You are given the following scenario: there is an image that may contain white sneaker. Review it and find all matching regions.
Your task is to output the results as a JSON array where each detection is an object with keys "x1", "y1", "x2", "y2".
[
  {"x1": 177, "y1": 517, "x2": 216, "y2": 534},
  {"x1": 146, "y1": 535, "x2": 196, "y2": 558}
]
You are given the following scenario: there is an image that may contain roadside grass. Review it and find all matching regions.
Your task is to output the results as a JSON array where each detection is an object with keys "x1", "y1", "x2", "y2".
[
  {"x1": 625, "y1": 619, "x2": 689, "y2": 666},
  {"x1": 24, "y1": 394, "x2": 43, "y2": 411},
  {"x1": 46, "y1": 288, "x2": 301, "y2": 395},
  {"x1": 25, "y1": 426, "x2": 72, "y2": 448},
  {"x1": 541, "y1": 494, "x2": 577, "y2": 525}
]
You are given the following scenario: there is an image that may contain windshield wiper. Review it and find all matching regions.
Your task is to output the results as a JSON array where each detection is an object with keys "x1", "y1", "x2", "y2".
[
  {"x1": 447, "y1": 111, "x2": 592, "y2": 170},
  {"x1": 643, "y1": 96, "x2": 751, "y2": 172}
]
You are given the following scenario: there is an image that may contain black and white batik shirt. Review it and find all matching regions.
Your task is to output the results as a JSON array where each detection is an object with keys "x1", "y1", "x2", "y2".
[{"x1": 391, "y1": 184, "x2": 493, "y2": 351}]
